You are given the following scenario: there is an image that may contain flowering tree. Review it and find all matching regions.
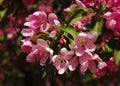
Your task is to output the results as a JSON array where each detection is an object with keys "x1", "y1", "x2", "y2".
[{"x1": 1, "y1": 0, "x2": 120, "y2": 86}]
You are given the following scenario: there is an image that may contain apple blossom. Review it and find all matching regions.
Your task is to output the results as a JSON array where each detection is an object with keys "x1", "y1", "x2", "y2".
[
  {"x1": 26, "y1": 39, "x2": 53, "y2": 66},
  {"x1": 52, "y1": 48, "x2": 74, "y2": 74},
  {"x1": 74, "y1": 31, "x2": 98, "y2": 56}
]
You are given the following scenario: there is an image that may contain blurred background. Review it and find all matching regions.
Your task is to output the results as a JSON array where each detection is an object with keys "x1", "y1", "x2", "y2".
[{"x1": 0, "y1": 0, "x2": 120, "y2": 86}]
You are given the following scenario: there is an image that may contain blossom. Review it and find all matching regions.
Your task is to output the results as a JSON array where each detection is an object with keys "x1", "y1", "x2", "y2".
[
  {"x1": 26, "y1": 39, "x2": 53, "y2": 66},
  {"x1": 21, "y1": 40, "x2": 33, "y2": 53},
  {"x1": 21, "y1": 28, "x2": 36, "y2": 38},
  {"x1": 52, "y1": 48, "x2": 74, "y2": 74},
  {"x1": 74, "y1": 31, "x2": 98, "y2": 56},
  {"x1": 103, "y1": 11, "x2": 120, "y2": 36},
  {"x1": 64, "y1": 0, "x2": 85, "y2": 12},
  {"x1": 24, "y1": 11, "x2": 47, "y2": 29},
  {"x1": 68, "y1": 56, "x2": 79, "y2": 71},
  {"x1": 72, "y1": 17, "x2": 91, "y2": 30},
  {"x1": 47, "y1": 13, "x2": 60, "y2": 37},
  {"x1": 82, "y1": 0, "x2": 103, "y2": 7},
  {"x1": 79, "y1": 51, "x2": 106, "y2": 74}
]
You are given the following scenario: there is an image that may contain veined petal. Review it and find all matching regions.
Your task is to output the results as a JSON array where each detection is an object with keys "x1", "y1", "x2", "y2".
[
  {"x1": 48, "y1": 13, "x2": 58, "y2": 24},
  {"x1": 79, "y1": 51, "x2": 92, "y2": 64},
  {"x1": 88, "y1": 60, "x2": 96, "y2": 73},
  {"x1": 80, "y1": 61, "x2": 88, "y2": 74},
  {"x1": 37, "y1": 39, "x2": 49, "y2": 48},
  {"x1": 40, "y1": 53, "x2": 49, "y2": 66},
  {"x1": 69, "y1": 57, "x2": 78, "y2": 71},
  {"x1": 60, "y1": 48, "x2": 68, "y2": 57},
  {"x1": 40, "y1": 23, "x2": 50, "y2": 32},
  {"x1": 26, "y1": 49, "x2": 37, "y2": 62},
  {"x1": 85, "y1": 41, "x2": 96, "y2": 52},
  {"x1": 64, "y1": 51, "x2": 74, "y2": 60},
  {"x1": 21, "y1": 29, "x2": 34, "y2": 37},
  {"x1": 75, "y1": 46, "x2": 85, "y2": 56}
]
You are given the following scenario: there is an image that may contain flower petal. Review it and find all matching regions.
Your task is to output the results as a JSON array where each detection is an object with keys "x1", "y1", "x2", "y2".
[
  {"x1": 37, "y1": 39, "x2": 49, "y2": 48},
  {"x1": 69, "y1": 57, "x2": 78, "y2": 71},
  {"x1": 79, "y1": 51, "x2": 92, "y2": 64},
  {"x1": 88, "y1": 60, "x2": 96, "y2": 73}
]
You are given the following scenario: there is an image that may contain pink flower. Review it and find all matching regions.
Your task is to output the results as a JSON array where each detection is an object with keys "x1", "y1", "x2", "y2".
[
  {"x1": 106, "y1": 57, "x2": 118, "y2": 76},
  {"x1": 21, "y1": 28, "x2": 36, "y2": 38},
  {"x1": 48, "y1": 13, "x2": 60, "y2": 37},
  {"x1": 64, "y1": 0, "x2": 85, "y2": 12},
  {"x1": 96, "y1": 67, "x2": 107, "y2": 78},
  {"x1": 21, "y1": 40, "x2": 34, "y2": 53},
  {"x1": 26, "y1": 39, "x2": 53, "y2": 66},
  {"x1": 79, "y1": 51, "x2": 106, "y2": 74},
  {"x1": 24, "y1": 11, "x2": 47, "y2": 29},
  {"x1": 74, "y1": 31, "x2": 98, "y2": 56},
  {"x1": 103, "y1": 11, "x2": 120, "y2": 36},
  {"x1": 72, "y1": 17, "x2": 91, "y2": 30},
  {"x1": 68, "y1": 56, "x2": 79, "y2": 71},
  {"x1": 104, "y1": 0, "x2": 120, "y2": 10},
  {"x1": 52, "y1": 48, "x2": 74, "y2": 74}
]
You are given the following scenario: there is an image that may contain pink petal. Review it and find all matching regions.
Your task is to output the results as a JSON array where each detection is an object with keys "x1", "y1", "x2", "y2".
[
  {"x1": 85, "y1": 41, "x2": 96, "y2": 52},
  {"x1": 76, "y1": 0, "x2": 86, "y2": 7},
  {"x1": 58, "y1": 68, "x2": 66, "y2": 74},
  {"x1": 37, "y1": 39, "x2": 49, "y2": 48},
  {"x1": 26, "y1": 50, "x2": 37, "y2": 62},
  {"x1": 98, "y1": 62, "x2": 106, "y2": 69},
  {"x1": 64, "y1": 51, "x2": 74, "y2": 60},
  {"x1": 58, "y1": 61, "x2": 68, "y2": 74},
  {"x1": 60, "y1": 48, "x2": 68, "y2": 57},
  {"x1": 105, "y1": 20, "x2": 116, "y2": 29},
  {"x1": 93, "y1": 54, "x2": 102, "y2": 62},
  {"x1": 80, "y1": 62, "x2": 88, "y2": 74},
  {"x1": 69, "y1": 57, "x2": 78, "y2": 71},
  {"x1": 79, "y1": 51, "x2": 92, "y2": 64},
  {"x1": 40, "y1": 53, "x2": 49, "y2": 66},
  {"x1": 49, "y1": 30, "x2": 57, "y2": 37},
  {"x1": 88, "y1": 60, "x2": 96, "y2": 73},
  {"x1": 40, "y1": 23, "x2": 50, "y2": 32},
  {"x1": 21, "y1": 29, "x2": 34, "y2": 37},
  {"x1": 33, "y1": 11, "x2": 47, "y2": 22},
  {"x1": 75, "y1": 46, "x2": 85, "y2": 56},
  {"x1": 21, "y1": 41, "x2": 33, "y2": 53},
  {"x1": 48, "y1": 13, "x2": 58, "y2": 24},
  {"x1": 87, "y1": 31, "x2": 98, "y2": 42}
]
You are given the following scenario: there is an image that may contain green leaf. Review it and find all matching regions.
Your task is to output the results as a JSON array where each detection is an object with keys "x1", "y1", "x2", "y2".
[
  {"x1": 114, "y1": 50, "x2": 120, "y2": 65},
  {"x1": 0, "y1": 83, "x2": 3, "y2": 86},
  {"x1": 61, "y1": 26, "x2": 79, "y2": 39},
  {"x1": 93, "y1": 19, "x2": 104, "y2": 35},
  {"x1": 0, "y1": 0, "x2": 3, "y2": 5},
  {"x1": 104, "y1": 44, "x2": 113, "y2": 52},
  {"x1": 0, "y1": 8, "x2": 8, "y2": 18},
  {"x1": 69, "y1": 11, "x2": 83, "y2": 24}
]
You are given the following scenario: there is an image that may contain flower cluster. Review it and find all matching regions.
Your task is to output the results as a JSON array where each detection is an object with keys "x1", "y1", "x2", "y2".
[{"x1": 21, "y1": 0, "x2": 120, "y2": 79}]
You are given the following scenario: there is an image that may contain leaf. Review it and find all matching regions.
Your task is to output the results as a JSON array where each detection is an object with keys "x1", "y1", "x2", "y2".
[
  {"x1": 0, "y1": 0, "x2": 3, "y2": 5},
  {"x1": 93, "y1": 19, "x2": 104, "y2": 35},
  {"x1": 0, "y1": 8, "x2": 8, "y2": 18},
  {"x1": 114, "y1": 50, "x2": 120, "y2": 65},
  {"x1": 61, "y1": 26, "x2": 79, "y2": 39},
  {"x1": 68, "y1": 7, "x2": 88, "y2": 14},
  {"x1": 66, "y1": 7, "x2": 87, "y2": 24},
  {"x1": 104, "y1": 44, "x2": 113, "y2": 52},
  {"x1": 69, "y1": 11, "x2": 83, "y2": 24}
]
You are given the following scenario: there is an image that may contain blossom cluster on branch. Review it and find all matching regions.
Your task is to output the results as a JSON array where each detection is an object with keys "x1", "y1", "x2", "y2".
[{"x1": 21, "y1": 0, "x2": 120, "y2": 78}]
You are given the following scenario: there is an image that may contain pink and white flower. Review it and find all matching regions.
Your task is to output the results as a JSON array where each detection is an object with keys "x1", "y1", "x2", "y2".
[
  {"x1": 24, "y1": 11, "x2": 47, "y2": 29},
  {"x1": 52, "y1": 48, "x2": 74, "y2": 74},
  {"x1": 74, "y1": 31, "x2": 98, "y2": 56},
  {"x1": 26, "y1": 39, "x2": 53, "y2": 66},
  {"x1": 79, "y1": 51, "x2": 106, "y2": 74}
]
